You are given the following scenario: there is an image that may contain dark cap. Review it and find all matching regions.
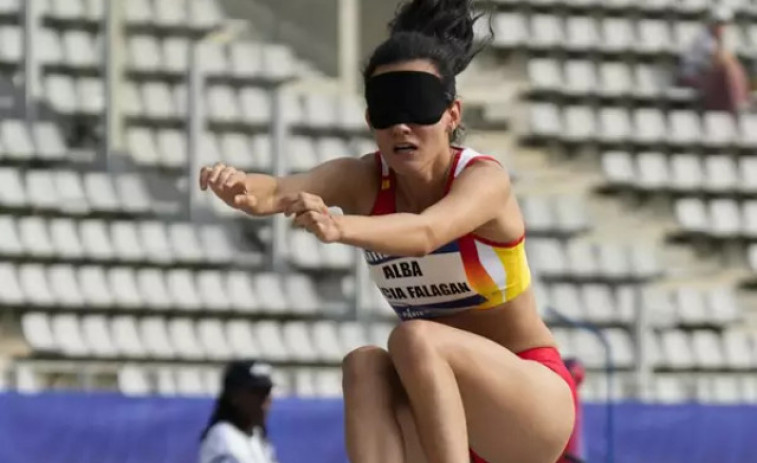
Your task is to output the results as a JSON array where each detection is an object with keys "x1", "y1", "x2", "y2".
[{"x1": 222, "y1": 360, "x2": 274, "y2": 392}]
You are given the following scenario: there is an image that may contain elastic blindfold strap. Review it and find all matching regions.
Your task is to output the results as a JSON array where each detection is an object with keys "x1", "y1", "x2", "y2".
[{"x1": 366, "y1": 71, "x2": 450, "y2": 129}]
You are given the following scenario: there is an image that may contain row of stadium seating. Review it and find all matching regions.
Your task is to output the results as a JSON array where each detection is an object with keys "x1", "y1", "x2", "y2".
[
  {"x1": 529, "y1": 104, "x2": 757, "y2": 148},
  {"x1": 491, "y1": 13, "x2": 757, "y2": 55},
  {"x1": 490, "y1": 0, "x2": 755, "y2": 16}
]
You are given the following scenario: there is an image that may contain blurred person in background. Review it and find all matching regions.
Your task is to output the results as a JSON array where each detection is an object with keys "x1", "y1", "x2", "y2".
[
  {"x1": 199, "y1": 360, "x2": 278, "y2": 463},
  {"x1": 561, "y1": 358, "x2": 586, "y2": 463},
  {"x1": 200, "y1": 0, "x2": 578, "y2": 462},
  {"x1": 678, "y1": 6, "x2": 750, "y2": 114}
]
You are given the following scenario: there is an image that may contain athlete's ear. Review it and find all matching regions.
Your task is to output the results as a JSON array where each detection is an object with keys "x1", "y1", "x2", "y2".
[{"x1": 448, "y1": 99, "x2": 462, "y2": 131}]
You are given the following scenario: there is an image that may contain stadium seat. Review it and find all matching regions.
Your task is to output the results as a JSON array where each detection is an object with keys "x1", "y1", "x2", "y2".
[
  {"x1": 79, "y1": 219, "x2": 114, "y2": 260},
  {"x1": 311, "y1": 321, "x2": 344, "y2": 362},
  {"x1": 739, "y1": 113, "x2": 757, "y2": 149},
  {"x1": 82, "y1": 315, "x2": 118, "y2": 358},
  {"x1": 636, "y1": 152, "x2": 669, "y2": 190},
  {"x1": 26, "y1": 170, "x2": 59, "y2": 210},
  {"x1": 317, "y1": 137, "x2": 351, "y2": 163},
  {"x1": 704, "y1": 112, "x2": 738, "y2": 148},
  {"x1": 675, "y1": 198, "x2": 708, "y2": 233},
  {"x1": 692, "y1": 330, "x2": 725, "y2": 370},
  {"x1": 599, "y1": 107, "x2": 632, "y2": 145},
  {"x1": 703, "y1": 155, "x2": 738, "y2": 193},
  {"x1": 52, "y1": 314, "x2": 89, "y2": 357},
  {"x1": 79, "y1": 265, "x2": 114, "y2": 308},
  {"x1": 0, "y1": 263, "x2": 24, "y2": 306},
  {"x1": 313, "y1": 368, "x2": 343, "y2": 398},
  {"x1": 599, "y1": 62, "x2": 633, "y2": 98},
  {"x1": 0, "y1": 216, "x2": 22, "y2": 256},
  {"x1": 239, "y1": 87, "x2": 270, "y2": 125},
  {"x1": 111, "y1": 316, "x2": 147, "y2": 358},
  {"x1": 527, "y1": 238, "x2": 567, "y2": 277},
  {"x1": 709, "y1": 199, "x2": 741, "y2": 237},
  {"x1": 634, "y1": 108, "x2": 668, "y2": 145},
  {"x1": 207, "y1": 86, "x2": 241, "y2": 124},
  {"x1": 722, "y1": 329, "x2": 755, "y2": 370},
  {"x1": 226, "y1": 320, "x2": 260, "y2": 358},
  {"x1": 142, "y1": 82, "x2": 176, "y2": 121},
  {"x1": 563, "y1": 106, "x2": 596, "y2": 143},
  {"x1": 219, "y1": 132, "x2": 254, "y2": 170},
  {"x1": 740, "y1": 157, "x2": 757, "y2": 193},
  {"x1": 669, "y1": 154, "x2": 704, "y2": 192},
  {"x1": 549, "y1": 283, "x2": 584, "y2": 320},
  {"x1": 669, "y1": 110, "x2": 702, "y2": 147},
  {"x1": 597, "y1": 242, "x2": 631, "y2": 279},
  {"x1": 255, "y1": 321, "x2": 289, "y2": 361},
  {"x1": 284, "y1": 274, "x2": 321, "y2": 313},
  {"x1": 111, "y1": 221, "x2": 144, "y2": 262},
  {"x1": 109, "y1": 267, "x2": 143, "y2": 309},
  {"x1": 253, "y1": 273, "x2": 288, "y2": 313},
  {"x1": 1, "y1": 120, "x2": 34, "y2": 160},
  {"x1": 521, "y1": 195, "x2": 554, "y2": 233},
  {"x1": 742, "y1": 200, "x2": 757, "y2": 238},
  {"x1": 225, "y1": 271, "x2": 259, "y2": 313},
  {"x1": 601, "y1": 18, "x2": 634, "y2": 54},
  {"x1": 19, "y1": 264, "x2": 56, "y2": 307},
  {"x1": 340, "y1": 322, "x2": 369, "y2": 353},
  {"x1": 283, "y1": 322, "x2": 319, "y2": 362},
  {"x1": 118, "y1": 365, "x2": 151, "y2": 396},
  {"x1": 0, "y1": 26, "x2": 21, "y2": 63},
  {"x1": 77, "y1": 76, "x2": 105, "y2": 115},
  {"x1": 582, "y1": 284, "x2": 616, "y2": 323},
  {"x1": 602, "y1": 151, "x2": 635, "y2": 186},
  {"x1": 127, "y1": 127, "x2": 160, "y2": 166},
  {"x1": 615, "y1": 284, "x2": 637, "y2": 324},
  {"x1": 33, "y1": 122, "x2": 66, "y2": 160},
  {"x1": 18, "y1": 216, "x2": 55, "y2": 258},
  {"x1": 492, "y1": 13, "x2": 527, "y2": 48},
  {"x1": 661, "y1": 330, "x2": 695, "y2": 370},
  {"x1": 551, "y1": 329, "x2": 574, "y2": 358},
  {"x1": 138, "y1": 221, "x2": 173, "y2": 263},
  {"x1": 169, "y1": 318, "x2": 204, "y2": 360},
  {"x1": 251, "y1": 134, "x2": 273, "y2": 171},
  {"x1": 638, "y1": 20, "x2": 673, "y2": 55},
  {"x1": 674, "y1": 287, "x2": 708, "y2": 325},
  {"x1": 22, "y1": 313, "x2": 57, "y2": 354},
  {"x1": 197, "y1": 319, "x2": 233, "y2": 361},
  {"x1": 63, "y1": 30, "x2": 97, "y2": 69},
  {"x1": 157, "y1": 129, "x2": 187, "y2": 168},
  {"x1": 168, "y1": 223, "x2": 204, "y2": 263},
  {"x1": 197, "y1": 270, "x2": 231, "y2": 311},
  {"x1": 155, "y1": 367, "x2": 178, "y2": 396},
  {"x1": 565, "y1": 60, "x2": 597, "y2": 96},
  {"x1": 48, "y1": 264, "x2": 84, "y2": 307},
  {"x1": 84, "y1": 173, "x2": 120, "y2": 213},
  {"x1": 654, "y1": 375, "x2": 689, "y2": 403},
  {"x1": 45, "y1": 74, "x2": 78, "y2": 114},
  {"x1": 166, "y1": 269, "x2": 201, "y2": 311}
]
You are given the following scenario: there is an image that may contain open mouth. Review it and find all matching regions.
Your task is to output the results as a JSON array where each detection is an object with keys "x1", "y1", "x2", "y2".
[{"x1": 393, "y1": 143, "x2": 418, "y2": 154}]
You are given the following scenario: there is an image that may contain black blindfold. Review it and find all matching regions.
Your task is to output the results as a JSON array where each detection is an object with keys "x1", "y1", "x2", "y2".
[{"x1": 365, "y1": 71, "x2": 452, "y2": 130}]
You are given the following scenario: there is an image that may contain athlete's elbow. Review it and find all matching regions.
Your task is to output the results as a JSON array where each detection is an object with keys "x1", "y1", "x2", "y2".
[{"x1": 411, "y1": 218, "x2": 439, "y2": 257}]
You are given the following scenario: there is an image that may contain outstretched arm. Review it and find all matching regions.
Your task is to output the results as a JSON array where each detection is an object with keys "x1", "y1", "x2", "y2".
[{"x1": 286, "y1": 160, "x2": 512, "y2": 256}]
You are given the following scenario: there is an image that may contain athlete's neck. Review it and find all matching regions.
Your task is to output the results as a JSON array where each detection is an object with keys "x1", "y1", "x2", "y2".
[{"x1": 395, "y1": 145, "x2": 457, "y2": 212}]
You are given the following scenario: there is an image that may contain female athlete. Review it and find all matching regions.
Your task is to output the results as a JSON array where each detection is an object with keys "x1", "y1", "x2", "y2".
[{"x1": 199, "y1": 1, "x2": 577, "y2": 462}]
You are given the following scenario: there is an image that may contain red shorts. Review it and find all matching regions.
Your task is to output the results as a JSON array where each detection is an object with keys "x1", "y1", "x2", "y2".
[{"x1": 469, "y1": 347, "x2": 578, "y2": 463}]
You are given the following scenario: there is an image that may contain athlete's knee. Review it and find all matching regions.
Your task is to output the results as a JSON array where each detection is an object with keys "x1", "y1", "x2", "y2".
[
  {"x1": 387, "y1": 320, "x2": 439, "y2": 368},
  {"x1": 342, "y1": 345, "x2": 393, "y2": 390}
]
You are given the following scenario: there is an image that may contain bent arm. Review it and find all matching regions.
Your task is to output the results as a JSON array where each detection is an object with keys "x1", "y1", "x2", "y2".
[{"x1": 336, "y1": 161, "x2": 512, "y2": 256}]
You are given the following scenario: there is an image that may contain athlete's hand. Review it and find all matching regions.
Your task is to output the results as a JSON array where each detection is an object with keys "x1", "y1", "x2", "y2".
[
  {"x1": 283, "y1": 192, "x2": 342, "y2": 243},
  {"x1": 199, "y1": 163, "x2": 270, "y2": 215}
]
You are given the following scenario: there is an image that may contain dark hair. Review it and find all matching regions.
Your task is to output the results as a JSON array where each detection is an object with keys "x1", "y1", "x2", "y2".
[
  {"x1": 363, "y1": 0, "x2": 493, "y2": 142},
  {"x1": 199, "y1": 386, "x2": 272, "y2": 441}
]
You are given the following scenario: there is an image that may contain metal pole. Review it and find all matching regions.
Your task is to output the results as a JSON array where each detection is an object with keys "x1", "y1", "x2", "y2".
[
  {"x1": 104, "y1": 0, "x2": 124, "y2": 170},
  {"x1": 338, "y1": 0, "x2": 359, "y2": 93},
  {"x1": 270, "y1": 85, "x2": 287, "y2": 272},
  {"x1": 187, "y1": 41, "x2": 205, "y2": 220},
  {"x1": 22, "y1": 0, "x2": 37, "y2": 123}
]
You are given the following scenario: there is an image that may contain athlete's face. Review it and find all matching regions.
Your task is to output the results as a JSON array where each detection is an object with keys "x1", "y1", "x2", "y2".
[{"x1": 367, "y1": 59, "x2": 462, "y2": 175}]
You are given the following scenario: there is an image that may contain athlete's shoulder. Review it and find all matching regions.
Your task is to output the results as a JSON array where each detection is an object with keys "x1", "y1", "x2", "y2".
[{"x1": 201, "y1": 422, "x2": 247, "y2": 454}]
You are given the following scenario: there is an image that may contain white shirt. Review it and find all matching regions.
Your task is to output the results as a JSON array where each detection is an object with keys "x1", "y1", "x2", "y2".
[{"x1": 199, "y1": 422, "x2": 278, "y2": 463}]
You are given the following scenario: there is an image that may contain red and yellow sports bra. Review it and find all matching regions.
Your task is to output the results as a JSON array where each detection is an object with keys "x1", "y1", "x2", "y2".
[{"x1": 364, "y1": 147, "x2": 532, "y2": 321}]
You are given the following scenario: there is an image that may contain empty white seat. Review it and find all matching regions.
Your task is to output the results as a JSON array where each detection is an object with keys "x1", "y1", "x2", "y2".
[
  {"x1": 314, "y1": 368, "x2": 343, "y2": 398},
  {"x1": 549, "y1": 284, "x2": 584, "y2": 320},
  {"x1": 303, "y1": 93, "x2": 338, "y2": 128},
  {"x1": 602, "y1": 151, "x2": 635, "y2": 185},
  {"x1": 284, "y1": 274, "x2": 321, "y2": 313},
  {"x1": 739, "y1": 113, "x2": 757, "y2": 149},
  {"x1": 239, "y1": 87, "x2": 270, "y2": 125},
  {"x1": 289, "y1": 230, "x2": 324, "y2": 268},
  {"x1": 261, "y1": 44, "x2": 294, "y2": 79},
  {"x1": 155, "y1": 368, "x2": 178, "y2": 396},
  {"x1": 169, "y1": 318, "x2": 204, "y2": 360},
  {"x1": 226, "y1": 271, "x2": 259, "y2": 313},
  {"x1": 740, "y1": 157, "x2": 757, "y2": 194},
  {"x1": 563, "y1": 106, "x2": 596, "y2": 142},
  {"x1": 199, "y1": 224, "x2": 235, "y2": 264},
  {"x1": 128, "y1": 35, "x2": 162, "y2": 72},
  {"x1": 127, "y1": 128, "x2": 159, "y2": 166},
  {"x1": 207, "y1": 86, "x2": 241, "y2": 123},
  {"x1": 601, "y1": 18, "x2": 634, "y2": 53},
  {"x1": 596, "y1": 243, "x2": 631, "y2": 279},
  {"x1": 529, "y1": 103, "x2": 561, "y2": 138},
  {"x1": 599, "y1": 107, "x2": 631, "y2": 144},
  {"x1": 0, "y1": 168, "x2": 27, "y2": 207},
  {"x1": 527, "y1": 238, "x2": 566, "y2": 277},
  {"x1": 168, "y1": 223, "x2": 204, "y2": 263},
  {"x1": 722, "y1": 330, "x2": 754, "y2": 369},
  {"x1": 26, "y1": 170, "x2": 59, "y2": 210},
  {"x1": 669, "y1": 111, "x2": 702, "y2": 146},
  {"x1": 136, "y1": 268, "x2": 173, "y2": 309},
  {"x1": 255, "y1": 321, "x2": 289, "y2": 361},
  {"x1": 156, "y1": 129, "x2": 187, "y2": 168},
  {"x1": 22, "y1": 313, "x2": 56, "y2": 352},
  {"x1": 675, "y1": 198, "x2": 708, "y2": 233},
  {"x1": 142, "y1": 83, "x2": 176, "y2": 120},
  {"x1": 706, "y1": 287, "x2": 739, "y2": 325},
  {"x1": 0, "y1": 26, "x2": 20, "y2": 62},
  {"x1": 636, "y1": 152, "x2": 669, "y2": 190},
  {"x1": 108, "y1": 267, "x2": 143, "y2": 309},
  {"x1": 641, "y1": 287, "x2": 677, "y2": 327},
  {"x1": 0, "y1": 216, "x2": 22, "y2": 256},
  {"x1": 175, "y1": 368, "x2": 209, "y2": 397},
  {"x1": 124, "y1": 0, "x2": 152, "y2": 24},
  {"x1": 45, "y1": 74, "x2": 78, "y2": 114},
  {"x1": 154, "y1": 0, "x2": 187, "y2": 28},
  {"x1": 661, "y1": 330, "x2": 694, "y2": 370},
  {"x1": 634, "y1": 108, "x2": 667, "y2": 145},
  {"x1": 118, "y1": 365, "x2": 151, "y2": 396},
  {"x1": 638, "y1": 20, "x2": 673, "y2": 54},
  {"x1": 338, "y1": 95, "x2": 366, "y2": 130},
  {"x1": 0, "y1": 263, "x2": 25, "y2": 306},
  {"x1": 709, "y1": 199, "x2": 740, "y2": 237},
  {"x1": 311, "y1": 321, "x2": 344, "y2": 362},
  {"x1": 19, "y1": 264, "x2": 55, "y2": 306},
  {"x1": 230, "y1": 42, "x2": 263, "y2": 78},
  {"x1": 166, "y1": 269, "x2": 201, "y2": 311},
  {"x1": 492, "y1": 13, "x2": 527, "y2": 47},
  {"x1": 197, "y1": 270, "x2": 231, "y2": 311},
  {"x1": 565, "y1": 60, "x2": 597, "y2": 95},
  {"x1": 704, "y1": 112, "x2": 738, "y2": 147},
  {"x1": 140, "y1": 317, "x2": 175, "y2": 359},
  {"x1": 254, "y1": 273, "x2": 288, "y2": 313},
  {"x1": 82, "y1": 315, "x2": 118, "y2": 358},
  {"x1": 600, "y1": 62, "x2": 633, "y2": 97},
  {"x1": 78, "y1": 78, "x2": 104, "y2": 113},
  {"x1": 572, "y1": 331, "x2": 605, "y2": 369},
  {"x1": 615, "y1": 285, "x2": 637, "y2": 324},
  {"x1": 339, "y1": 322, "x2": 369, "y2": 352},
  {"x1": 52, "y1": 314, "x2": 89, "y2": 356},
  {"x1": 316, "y1": 137, "x2": 351, "y2": 163},
  {"x1": 521, "y1": 196, "x2": 554, "y2": 232},
  {"x1": 33, "y1": 122, "x2": 66, "y2": 160},
  {"x1": 743, "y1": 200, "x2": 757, "y2": 237},
  {"x1": 63, "y1": 30, "x2": 97, "y2": 68},
  {"x1": 226, "y1": 320, "x2": 260, "y2": 357},
  {"x1": 48, "y1": 264, "x2": 84, "y2": 307},
  {"x1": 116, "y1": 174, "x2": 152, "y2": 215},
  {"x1": 197, "y1": 319, "x2": 233, "y2": 361},
  {"x1": 1, "y1": 120, "x2": 34, "y2": 160},
  {"x1": 528, "y1": 59, "x2": 562, "y2": 92},
  {"x1": 110, "y1": 221, "x2": 144, "y2": 262},
  {"x1": 220, "y1": 132, "x2": 255, "y2": 170},
  {"x1": 38, "y1": 29, "x2": 63, "y2": 66},
  {"x1": 111, "y1": 316, "x2": 147, "y2": 357},
  {"x1": 703, "y1": 155, "x2": 738, "y2": 192},
  {"x1": 121, "y1": 83, "x2": 144, "y2": 118},
  {"x1": 606, "y1": 328, "x2": 635, "y2": 368},
  {"x1": 198, "y1": 43, "x2": 229, "y2": 76},
  {"x1": 283, "y1": 322, "x2": 319, "y2": 362},
  {"x1": 79, "y1": 219, "x2": 114, "y2": 260},
  {"x1": 654, "y1": 375, "x2": 688, "y2": 403},
  {"x1": 84, "y1": 173, "x2": 120, "y2": 212},
  {"x1": 669, "y1": 154, "x2": 703, "y2": 191},
  {"x1": 629, "y1": 242, "x2": 660, "y2": 278},
  {"x1": 18, "y1": 216, "x2": 55, "y2": 258},
  {"x1": 530, "y1": 14, "x2": 564, "y2": 49},
  {"x1": 162, "y1": 37, "x2": 188, "y2": 74},
  {"x1": 582, "y1": 284, "x2": 616, "y2": 323},
  {"x1": 139, "y1": 221, "x2": 173, "y2": 263},
  {"x1": 78, "y1": 265, "x2": 114, "y2": 307},
  {"x1": 692, "y1": 331, "x2": 725, "y2": 370}
]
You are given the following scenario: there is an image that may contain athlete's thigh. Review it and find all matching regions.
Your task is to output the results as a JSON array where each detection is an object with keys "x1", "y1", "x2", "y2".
[{"x1": 430, "y1": 322, "x2": 574, "y2": 463}]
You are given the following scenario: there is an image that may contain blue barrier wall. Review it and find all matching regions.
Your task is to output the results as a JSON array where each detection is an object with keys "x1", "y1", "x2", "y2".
[{"x1": 0, "y1": 393, "x2": 755, "y2": 463}]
